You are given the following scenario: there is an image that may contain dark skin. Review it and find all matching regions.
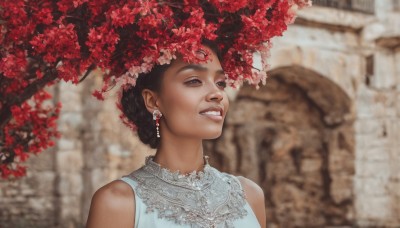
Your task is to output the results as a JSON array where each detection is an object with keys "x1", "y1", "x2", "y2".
[{"x1": 86, "y1": 47, "x2": 266, "y2": 228}]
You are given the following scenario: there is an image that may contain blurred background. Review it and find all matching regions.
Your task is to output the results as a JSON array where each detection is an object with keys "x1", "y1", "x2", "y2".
[{"x1": 1, "y1": 0, "x2": 399, "y2": 227}]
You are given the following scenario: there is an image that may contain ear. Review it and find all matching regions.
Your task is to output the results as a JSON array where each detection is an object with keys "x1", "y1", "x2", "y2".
[{"x1": 142, "y1": 89, "x2": 160, "y2": 114}]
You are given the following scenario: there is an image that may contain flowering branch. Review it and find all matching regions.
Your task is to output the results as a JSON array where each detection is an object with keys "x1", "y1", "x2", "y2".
[
  {"x1": 0, "y1": 0, "x2": 310, "y2": 179},
  {"x1": 0, "y1": 64, "x2": 59, "y2": 128}
]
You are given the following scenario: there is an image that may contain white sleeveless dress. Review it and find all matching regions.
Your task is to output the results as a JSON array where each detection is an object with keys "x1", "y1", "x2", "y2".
[{"x1": 119, "y1": 156, "x2": 261, "y2": 228}]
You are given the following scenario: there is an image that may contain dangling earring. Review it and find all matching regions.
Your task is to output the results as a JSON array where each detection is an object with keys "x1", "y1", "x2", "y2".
[{"x1": 152, "y1": 110, "x2": 162, "y2": 138}]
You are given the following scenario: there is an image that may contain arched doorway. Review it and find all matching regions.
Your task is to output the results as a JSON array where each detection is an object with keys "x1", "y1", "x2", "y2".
[{"x1": 205, "y1": 66, "x2": 355, "y2": 227}]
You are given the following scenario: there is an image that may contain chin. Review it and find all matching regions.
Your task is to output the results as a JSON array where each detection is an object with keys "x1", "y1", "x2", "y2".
[
  {"x1": 202, "y1": 129, "x2": 223, "y2": 139},
  {"x1": 206, "y1": 134, "x2": 222, "y2": 140}
]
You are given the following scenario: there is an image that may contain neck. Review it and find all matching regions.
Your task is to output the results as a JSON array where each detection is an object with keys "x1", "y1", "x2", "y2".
[{"x1": 153, "y1": 133, "x2": 206, "y2": 175}]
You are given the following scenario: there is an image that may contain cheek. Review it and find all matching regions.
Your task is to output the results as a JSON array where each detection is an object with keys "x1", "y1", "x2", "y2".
[
  {"x1": 223, "y1": 94, "x2": 229, "y2": 113},
  {"x1": 161, "y1": 88, "x2": 201, "y2": 128},
  {"x1": 159, "y1": 86, "x2": 229, "y2": 138}
]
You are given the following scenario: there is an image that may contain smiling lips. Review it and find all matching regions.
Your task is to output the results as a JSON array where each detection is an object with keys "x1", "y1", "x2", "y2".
[{"x1": 199, "y1": 107, "x2": 224, "y2": 121}]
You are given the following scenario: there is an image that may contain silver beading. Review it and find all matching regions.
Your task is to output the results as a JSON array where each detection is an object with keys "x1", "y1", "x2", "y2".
[{"x1": 127, "y1": 155, "x2": 248, "y2": 228}]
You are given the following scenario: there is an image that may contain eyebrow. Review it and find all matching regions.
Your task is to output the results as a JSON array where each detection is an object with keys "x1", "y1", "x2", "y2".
[{"x1": 176, "y1": 64, "x2": 225, "y2": 75}]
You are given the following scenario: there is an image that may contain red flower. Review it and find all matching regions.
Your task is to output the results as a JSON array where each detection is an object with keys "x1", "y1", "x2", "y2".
[
  {"x1": 109, "y1": 3, "x2": 142, "y2": 28},
  {"x1": 30, "y1": 24, "x2": 81, "y2": 64},
  {"x1": 34, "y1": 7, "x2": 54, "y2": 25},
  {"x1": 210, "y1": 0, "x2": 248, "y2": 13},
  {"x1": 86, "y1": 26, "x2": 119, "y2": 69},
  {"x1": 0, "y1": 50, "x2": 27, "y2": 78}
]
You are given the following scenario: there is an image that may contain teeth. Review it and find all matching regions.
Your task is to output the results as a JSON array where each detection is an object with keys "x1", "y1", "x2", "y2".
[{"x1": 202, "y1": 111, "x2": 221, "y2": 116}]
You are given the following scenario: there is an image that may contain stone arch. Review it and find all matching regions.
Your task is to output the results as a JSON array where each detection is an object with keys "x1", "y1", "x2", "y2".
[{"x1": 205, "y1": 65, "x2": 355, "y2": 227}]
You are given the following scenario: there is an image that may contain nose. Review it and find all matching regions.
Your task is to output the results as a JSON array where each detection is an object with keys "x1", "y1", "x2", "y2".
[{"x1": 205, "y1": 85, "x2": 224, "y2": 102}]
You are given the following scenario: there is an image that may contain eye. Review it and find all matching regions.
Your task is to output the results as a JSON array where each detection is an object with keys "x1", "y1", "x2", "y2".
[
  {"x1": 185, "y1": 78, "x2": 202, "y2": 86},
  {"x1": 217, "y1": 80, "x2": 227, "y2": 88}
]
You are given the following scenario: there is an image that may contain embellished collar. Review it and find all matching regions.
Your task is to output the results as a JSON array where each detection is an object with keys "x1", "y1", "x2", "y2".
[
  {"x1": 143, "y1": 155, "x2": 215, "y2": 190},
  {"x1": 129, "y1": 155, "x2": 250, "y2": 227}
]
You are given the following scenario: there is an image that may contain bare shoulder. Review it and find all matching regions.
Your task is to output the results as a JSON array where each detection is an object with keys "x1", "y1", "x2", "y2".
[
  {"x1": 86, "y1": 180, "x2": 135, "y2": 228},
  {"x1": 236, "y1": 176, "x2": 266, "y2": 228},
  {"x1": 236, "y1": 176, "x2": 264, "y2": 203}
]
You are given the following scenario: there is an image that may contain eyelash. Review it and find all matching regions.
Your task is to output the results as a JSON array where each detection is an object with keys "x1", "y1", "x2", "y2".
[
  {"x1": 217, "y1": 81, "x2": 227, "y2": 88},
  {"x1": 185, "y1": 79, "x2": 227, "y2": 88},
  {"x1": 185, "y1": 79, "x2": 202, "y2": 85}
]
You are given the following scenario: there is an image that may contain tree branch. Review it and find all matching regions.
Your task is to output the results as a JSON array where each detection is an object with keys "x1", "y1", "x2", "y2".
[
  {"x1": 0, "y1": 67, "x2": 59, "y2": 129},
  {"x1": 78, "y1": 63, "x2": 96, "y2": 83}
]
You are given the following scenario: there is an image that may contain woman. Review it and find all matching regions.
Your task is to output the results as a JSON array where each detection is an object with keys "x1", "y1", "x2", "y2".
[{"x1": 86, "y1": 43, "x2": 266, "y2": 228}]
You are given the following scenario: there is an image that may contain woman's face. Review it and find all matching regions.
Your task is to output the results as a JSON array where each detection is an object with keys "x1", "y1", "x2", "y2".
[{"x1": 157, "y1": 47, "x2": 229, "y2": 140}]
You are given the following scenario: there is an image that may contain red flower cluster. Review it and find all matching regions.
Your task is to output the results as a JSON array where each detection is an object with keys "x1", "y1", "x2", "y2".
[
  {"x1": 0, "y1": 0, "x2": 310, "y2": 179},
  {"x1": 1, "y1": 90, "x2": 61, "y2": 179}
]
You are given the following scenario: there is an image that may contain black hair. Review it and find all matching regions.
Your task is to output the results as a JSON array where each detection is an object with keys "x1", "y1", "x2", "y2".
[{"x1": 120, "y1": 40, "x2": 222, "y2": 149}]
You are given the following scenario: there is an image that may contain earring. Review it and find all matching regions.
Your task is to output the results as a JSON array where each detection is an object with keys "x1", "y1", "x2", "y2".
[{"x1": 152, "y1": 110, "x2": 162, "y2": 138}]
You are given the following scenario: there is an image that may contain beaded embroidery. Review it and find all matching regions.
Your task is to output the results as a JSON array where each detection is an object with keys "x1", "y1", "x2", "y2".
[{"x1": 126, "y1": 155, "x2": 248, "y2": 228}]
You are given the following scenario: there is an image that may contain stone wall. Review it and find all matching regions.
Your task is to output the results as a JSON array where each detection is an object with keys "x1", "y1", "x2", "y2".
[
  {"x1": 1, "y1": 1, "x2": 399, "y2": 227},
  {"x1": 0, "y1": 150, "x2": 58, "y2": 228},
  {"x1": 0, "y1": 74, "x2": 154, "y2": 228},
  {"x1": 205, "y1": 65, "x2": 356, "y2": 227}
]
